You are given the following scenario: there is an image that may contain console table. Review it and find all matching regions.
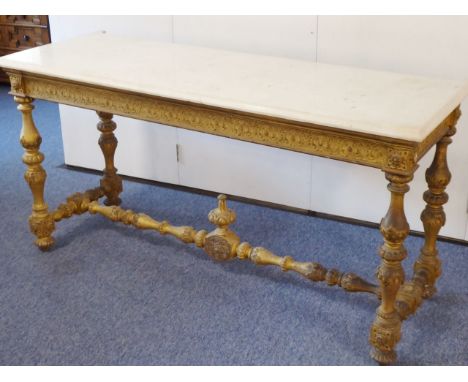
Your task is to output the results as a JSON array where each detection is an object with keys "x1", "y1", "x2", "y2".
[{"x1": 1, "y1": 32, "x2": 467, "y2": 365}]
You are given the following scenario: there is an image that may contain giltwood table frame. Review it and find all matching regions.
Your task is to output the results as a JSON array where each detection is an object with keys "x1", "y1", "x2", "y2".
[{"x1": 6, "y1": 69, "x2": 462, "y2": 365}]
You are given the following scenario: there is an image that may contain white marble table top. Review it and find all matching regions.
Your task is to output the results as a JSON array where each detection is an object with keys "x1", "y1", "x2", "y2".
[{"x1": 1, "y1": 32, "x2": 467, "y2": 142}]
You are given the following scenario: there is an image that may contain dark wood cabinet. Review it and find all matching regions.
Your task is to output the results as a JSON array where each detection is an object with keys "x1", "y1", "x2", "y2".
[{"x1": 0, "y1": 15, "x2": 51, "y2": 83}]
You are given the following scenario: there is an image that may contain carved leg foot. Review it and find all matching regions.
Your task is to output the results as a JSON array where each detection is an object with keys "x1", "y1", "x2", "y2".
[
  {"x1": 97, "y1": 111, "x2": 123, "y2": 206},
  {"x1": 415, "y1": 119, "x2": 458, "y2": 299},
  {"x1": 370, "y1": 173, "x2": 412, "y2": 365},
  {"x1": 16, "y1": 96, "x2": 55, "y2": 250}
]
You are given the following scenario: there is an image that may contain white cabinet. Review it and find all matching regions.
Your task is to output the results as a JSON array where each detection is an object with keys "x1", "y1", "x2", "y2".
[{"x1": 177, "y1": 130, "x2": 312, "y2": 209}]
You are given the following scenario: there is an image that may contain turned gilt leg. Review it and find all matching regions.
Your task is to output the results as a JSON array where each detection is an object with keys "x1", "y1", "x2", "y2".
[
  {"x1": 16, "y1": 96, "x2": 55, "y2": 250},
  {"x1": 96, "y1": 111, "x2": 123, "y2": 206},
  {"x1": 414, "y1": 124, "x2": 457, "y2": 298},
  {"x1": 370, "y1": 173, "x2": 412, "y2": 365}
]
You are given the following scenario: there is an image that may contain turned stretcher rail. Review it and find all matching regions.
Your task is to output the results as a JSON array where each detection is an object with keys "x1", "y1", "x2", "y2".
[
  {"x1": 86, "y1": 195, "x2": 380, "y2": 297},
  {"x1": 52, "y1": 186, "x2": 105, "y2": 222},
  {"x1": 50, "y1": 186, "x2": 444, "y2": 320}
]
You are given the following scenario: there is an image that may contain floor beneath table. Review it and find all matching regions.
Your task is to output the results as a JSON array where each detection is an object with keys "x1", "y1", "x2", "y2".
[{"x1": 0, "y1": 84, "x2": 467, "y2": 365}]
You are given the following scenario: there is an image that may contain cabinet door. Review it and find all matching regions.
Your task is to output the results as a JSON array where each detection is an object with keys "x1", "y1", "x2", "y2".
[
  {"x1": 0, "y1": 28, "x2": 8, "y2": 82},
  {"x1": 177, "y1": 130, "x2": 313, "y2": 209},
  {"x1": 0, "y1": 26, "x2": 5, "y2": 45},
  {"x1": 4, "y1": 25, "x2": 48, "y2": 49}
]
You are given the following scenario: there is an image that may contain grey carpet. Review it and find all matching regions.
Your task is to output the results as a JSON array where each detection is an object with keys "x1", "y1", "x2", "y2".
[{"x1": 0, "y1": 84, "x2": 466, "y2": 365}]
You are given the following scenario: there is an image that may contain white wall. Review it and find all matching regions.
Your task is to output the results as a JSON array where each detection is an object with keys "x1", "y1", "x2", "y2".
[{"x1": 49, "y1": 16, "x2": 468, "y2": 240}]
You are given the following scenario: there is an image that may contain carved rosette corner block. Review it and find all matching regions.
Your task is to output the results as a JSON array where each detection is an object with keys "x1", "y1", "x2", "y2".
[
  {"x1": 204, "y1": 194, "x2": 240, "y2": 261},
  {"x1": 370, "y1": 173, "x2": 412, "y2": 365},
  {"x1": 7, "y1": 71, "x2": 27, "y2": 96},
  {"x1": 96, "y1": 111, "x2": 123, "y2": 206},
  {"x1": 15, "y1": 95, "x2": 55, "y2": 250}
]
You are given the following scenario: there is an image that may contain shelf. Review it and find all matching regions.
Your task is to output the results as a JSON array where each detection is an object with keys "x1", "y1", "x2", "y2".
[{"x1": 0, "y1": 22, "x2": 48, "y2": 29}]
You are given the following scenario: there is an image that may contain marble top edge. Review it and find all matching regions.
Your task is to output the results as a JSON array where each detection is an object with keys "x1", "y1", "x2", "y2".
[
  {"x1": 0, "y1": 32, "x2": 467, "y2": 143},
  {"x1": 0, "y1": 32, "x2": 465, "y2": 84}
]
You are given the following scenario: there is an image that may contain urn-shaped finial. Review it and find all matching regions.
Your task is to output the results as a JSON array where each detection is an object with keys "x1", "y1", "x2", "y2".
[
  {"x1": 208, "y1": 194, "x2": 236, "y2": 229},
  {"x1": 204, "y1": 194, "x2": 239, "y2": 261}
]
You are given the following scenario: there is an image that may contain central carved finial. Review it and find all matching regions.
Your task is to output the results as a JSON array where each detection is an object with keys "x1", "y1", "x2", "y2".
[
  {"x1": 208, "y1": 194, "x2": 236, "y2": 228},
  {"x1": 204, "y1": 194, "x2": 240, "y2": 261}
]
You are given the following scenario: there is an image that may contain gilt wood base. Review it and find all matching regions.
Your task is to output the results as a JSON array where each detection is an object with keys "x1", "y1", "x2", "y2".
[{"x1": 8, "y1": 71, "x2": 462, "y2": 365}]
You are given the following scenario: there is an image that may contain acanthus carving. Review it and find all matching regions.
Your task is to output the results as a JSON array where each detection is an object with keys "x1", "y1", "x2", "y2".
[
  {"x1": 379, "y1": 226, "x2": 409, "y2": 248},
  {"x1": 29, "y1": 214, "x2": 55, "y2": 249},
  {"x1": 387, "y1": 150, "x2": 414, "y2": 171},
  {"x1": 370, "y1": 315, "x2": 401, "y2": 356},
  {"x1": 376, "y1": 262, "x2": 405, "y2": 288},
  {"x1": 22, "y1": 75, "x2": 422, "y2": 174},
  {"x1": 423, "y1": 191, "x2": 448, "y2": 207}
]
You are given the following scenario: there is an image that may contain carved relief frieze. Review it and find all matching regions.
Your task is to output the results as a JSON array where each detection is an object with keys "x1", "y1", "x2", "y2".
[{"x1": 21, "y1": 74, "x2": 424, "y2": 174}]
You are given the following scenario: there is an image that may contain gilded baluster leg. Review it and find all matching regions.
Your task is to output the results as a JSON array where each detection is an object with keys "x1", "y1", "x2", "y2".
[
  {"x1": 414, "y1": 123, "x2": 457, "y2": 298},
  {"x1": 16, "y1": 96, "x2": 55, "y2": 250},
  {"x1": 96, "y1": 111, "x2": 123, "y2": 206},
  {"x1": 370, "y1": 173, "x2": 412, "y2": 365}
]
